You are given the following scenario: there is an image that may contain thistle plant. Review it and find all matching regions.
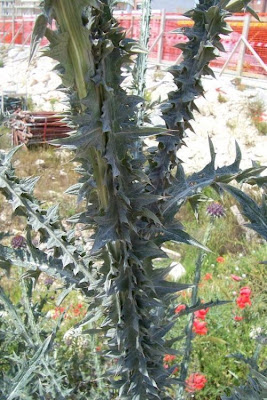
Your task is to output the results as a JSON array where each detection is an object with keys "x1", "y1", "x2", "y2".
[{"x1": 0, "y1": 0, "x2": 266, "y2": 399}]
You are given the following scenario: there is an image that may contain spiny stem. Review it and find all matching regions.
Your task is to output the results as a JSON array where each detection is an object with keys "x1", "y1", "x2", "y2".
[
  {"x1": 89, "y1": 148, "x2": 109, "y2": 211},
  {"x1": 53, "y1": 0, "x2": 95, "y2": 100},
  {"x1": 177, "y1": 222, "x2": 213, "y2": 399}
]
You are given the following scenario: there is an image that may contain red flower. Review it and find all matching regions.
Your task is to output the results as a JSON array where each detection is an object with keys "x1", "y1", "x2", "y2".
[
  {"x1": 52, "y1": 306, "x2": 66, "y2": 319},
  {"x1": 240, "y1": 287, "x2": 251, "y2": 297},
  {"x1": 203, "y1": 273, "x2": 212, "y2": 281},
  {"x1": 236, "y1": 295, "x2": 251, "y2": 309},
  {"x1": 175, "y1": 304, "x2": 186, "y2": 314},
  {"x1": 236, "y1": 286, "x2": 252, "y2": 309},
  {"x1": 193, "y1": 320, "x2": 208, "y2": 335},
  {"x1": 231, "y1": 274, "x2": 242, "y2": 281},
  {"x1": 186, "y1": 373, "x2": 207, "y2": 393},
  {"x1": 234, "y1": 316, "x2": 243, "y2": 321},
  {"x1": 216, "y1": 256, "x2": 225, "y2": 263},
  {"x1": 194, "y1": 308, "x2": 209, "y2": 320},
  {"x1": 96, "y1": 346, "x2": 102, "y2": 352},
  {"x1": 163, "y1": 354, "x2": 176, "y2": 363}
]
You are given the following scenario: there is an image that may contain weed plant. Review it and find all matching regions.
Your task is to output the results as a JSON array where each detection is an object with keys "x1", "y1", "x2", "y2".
[{"x1": 248, "y1": 97, "x2": 267, "y2": 135}]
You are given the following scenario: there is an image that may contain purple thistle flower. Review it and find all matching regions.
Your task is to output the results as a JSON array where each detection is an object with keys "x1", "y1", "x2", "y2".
[
  {"x1": 11, "y1": 235, "x2": 27, "y2": 249},
  {"x1": 44, "y1": 276, "x2": 54, "y2": 286},
  {"x1": 206, "y1": 202, "x2": 225, "y2": 218}
]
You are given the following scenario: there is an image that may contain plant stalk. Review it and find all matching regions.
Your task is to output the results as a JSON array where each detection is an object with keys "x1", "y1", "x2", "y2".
[{"x1": 176, "y1": 222, "x2": 213, "y2": 399}]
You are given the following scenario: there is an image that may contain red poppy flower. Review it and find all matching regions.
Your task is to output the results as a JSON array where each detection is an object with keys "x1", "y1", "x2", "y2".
[
  {"x1": 236, "y1": 295, "x2": 251, "y2": 309},
  {"x1": 234, "y1": 316, "x2": 243, "y2": 321},
  {"x1": 203, "y1": 273, "x2": 212, "y2": 280},
  {"x1": 231, "y1": 274, "x2": 242, "y2": 281},
  {"x1": 194, "y1": 308, "x2": 209, "y2": 320},
  {"x1": 175, "y1": 304, "x2": 186, "y2": 314},
  {"x1": 52, "y1": 306, "x2": 66, "y2": 319},
  {"x1": 193, "y1": 320, "x2": 208, "y2": 335},
  {"x1": 163, "y1": 354, "x2": 176, "y2": 363},
  {"x1": 240, "y1": 287, "x2": 252, "y2": 297},
  {"x1": 216, "y1": 256, "x2": 225, "y2": 263},
  {"x1": 186, "y1": 373, "x2": 207, "y2": 392}
]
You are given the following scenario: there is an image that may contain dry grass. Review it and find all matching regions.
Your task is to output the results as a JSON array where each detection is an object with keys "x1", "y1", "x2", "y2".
[{"x1": 0, "y1": 137, "x2": 81, "y2": 235}]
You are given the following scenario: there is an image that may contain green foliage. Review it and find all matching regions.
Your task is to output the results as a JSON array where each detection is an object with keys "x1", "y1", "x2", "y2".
[
  {"x1": 248, "y1": 97, "x2": 267, "y2": 135},
  {"x1": 0, "y1": 0, "x2": 265, "y2": 399},
  {"x1": 0, "y1": 273, "x2": 112, "y2": 399},
  {"x1": 171, "y1": 204, "x2": 267, "y2": 399},
  {"x1": 218, "y1": 93, "x2": 228, "y2": 103},
  {"x1": 26, "y1": 95, "x2": 35, "y2": 112},
  {"x1": 221, "y1": 353, "x2": 267, "y2": 400}
]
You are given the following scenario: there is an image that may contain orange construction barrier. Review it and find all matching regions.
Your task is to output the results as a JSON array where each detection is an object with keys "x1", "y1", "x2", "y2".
[{"x1": 0, "y1": 13, "x2": 266, "y2": 75}]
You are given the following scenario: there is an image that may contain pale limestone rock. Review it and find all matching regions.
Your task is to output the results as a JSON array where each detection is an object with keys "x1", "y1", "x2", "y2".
[{"x1": 168, "y1": 262, "x2": 186, "y2": 280}]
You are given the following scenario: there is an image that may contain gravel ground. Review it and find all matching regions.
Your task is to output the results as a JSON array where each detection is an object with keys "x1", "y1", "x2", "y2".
[{"x1": 0, "y1": 46, "x2": 266, "y2": 172}]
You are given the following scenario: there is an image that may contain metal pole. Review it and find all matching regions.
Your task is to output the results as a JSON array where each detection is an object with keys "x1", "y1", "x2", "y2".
[
  {"x1": 135, "y1": 0, "x2": 151, "y2": 127},
  {"x1": 157, "y1": 9, "x2": 165, "y2": 64},
  {"x1": 1, "y1": 92, "x2": 4, "y2": 114},
  {"x1": 22, "y1": 15, "x2": 24, "y2": 45},
  {"x1": 241, "y1": 36, "x2": 267, "y2": 73},
  {"x1": 219, "y1": 36, "x2": 242, "y2": 76},
  {"x1": 236, "y1": 14, "x2": 251, "y2": 77},
  {"x1": 11, "y1": 0, "x2": 15, "y2": 46},
  {"x1": 130, "y1": 14, "x2": 134, "y2": 38}
]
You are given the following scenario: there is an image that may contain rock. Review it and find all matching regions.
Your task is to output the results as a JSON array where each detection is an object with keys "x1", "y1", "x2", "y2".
[
  {"x1": 30, "y1": 82, "x2": 49, "y2": 95},
  {"x1": 13, "y1": 160, "x2": 21, "y2": 167},
  {"x1": 30, "y1": 79, "x2": 38, "y2": 87},
  {"x1": 161, "y1": 246, "x2": 181, "y2": 260},
  {"x1": 7, "y1": 48, "x2": 20, "y2": 59},
  {"x1": 168, "y1": 262, "x2": 186, "y2": 280},
  {"x1": 13, "y1": 51, "x2": 28, "y2": 62},
  {"x1": 48, "y1": 190, "x2": 57, "y2": 196},
  {"x1": 230, "y1": 205, "x2": 257, "y2": 241},
  {"x1": 59, "y1": 170, "x2": 67, "y2": 177},
  {"x1": 35, "y1": 159, "x2": 45, "y2": 167}
]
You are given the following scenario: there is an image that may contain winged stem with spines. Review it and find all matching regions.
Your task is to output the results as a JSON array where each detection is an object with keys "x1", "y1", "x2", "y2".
[{"x1": 0, "y1": 0, "x2": 266, "y2": 398}]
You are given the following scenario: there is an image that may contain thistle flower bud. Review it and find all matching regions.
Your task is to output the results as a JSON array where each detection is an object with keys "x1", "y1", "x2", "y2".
[
  {"x1": 11, "y1": 235, "x2": 27, "y2": 249},
  {"x1": 44, "y1": 276, "x2": 54, "y2": 286},
  {"x1": 206, "y1": 202, "x2": 225, "y2": 218}
]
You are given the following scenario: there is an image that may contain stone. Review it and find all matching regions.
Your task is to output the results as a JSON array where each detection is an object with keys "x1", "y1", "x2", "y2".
[
  {"x1": 59, "y1": 170, "x2": 67, "y2": 177},
  {"x1": 35, "y1": 159, "x2": 45, "y2": 167},
  {"x1": 230, "y1": 205, "x2": 257, "y2": 241},
  {"x1": 168, "y1": 262, "x2": 186, "y2": 280}
]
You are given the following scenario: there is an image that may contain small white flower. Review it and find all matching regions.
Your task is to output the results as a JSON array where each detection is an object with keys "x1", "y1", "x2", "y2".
[
  {"x1": 0, "y1": 311, "x2": 8, "y2": 318},
  {"x1": 235, "y1": 267, "x2": 239, "y2": 271},
  {"x1": 63, "y1": 327, "x2": 82, "y2": 345},
  {"x1": 211, "y1": 264, "x2": 215, "y2": 268},
  {"x1": 46, "y1": 310, "x2": 55, "y2": 319},
  {"x1": 249, "y1": 327, "x2": 263, "y2": 339},
  {"x1": 232, "y1": 291, "x2": 237, "y2": 296},
  {"x1": 242, "y1": 274, "x2": 246, "y2": 278},
  {"x1": 239, "y1": 253, "x2": 243, "y2": 257}
]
